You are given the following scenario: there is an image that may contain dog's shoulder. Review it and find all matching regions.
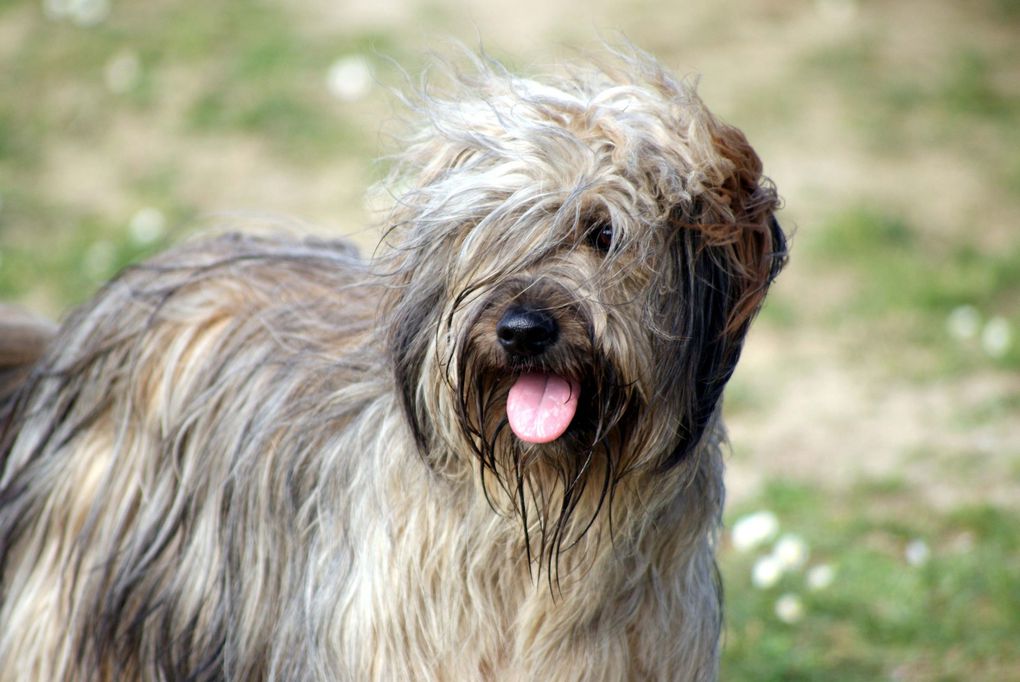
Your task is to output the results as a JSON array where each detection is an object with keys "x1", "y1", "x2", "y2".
[{"x1": 3, "y1": 232, "x2": 382, "y2": 459}]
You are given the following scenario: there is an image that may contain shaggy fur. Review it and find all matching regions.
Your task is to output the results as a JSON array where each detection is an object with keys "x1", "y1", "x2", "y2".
[{"x1": 0, "y1": 48, "x2": 786, "y2": 681}]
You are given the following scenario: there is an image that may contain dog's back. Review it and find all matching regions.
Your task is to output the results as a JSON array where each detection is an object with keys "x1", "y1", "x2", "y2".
[{"x1": 0, "y1": 305, "x2": 55, "y2": 405}]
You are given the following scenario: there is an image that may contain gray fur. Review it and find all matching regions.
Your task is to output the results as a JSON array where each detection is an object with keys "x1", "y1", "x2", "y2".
[{"x1": 0, "y1": 48, "x2": 784, "y2": 681}]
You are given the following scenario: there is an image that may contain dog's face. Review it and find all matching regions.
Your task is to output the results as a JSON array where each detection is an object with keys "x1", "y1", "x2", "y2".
[{"x1": 382, "y1": 52, "x2": 786, "y2": 563}]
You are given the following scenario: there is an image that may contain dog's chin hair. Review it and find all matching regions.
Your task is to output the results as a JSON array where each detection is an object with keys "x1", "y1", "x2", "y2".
[
  {"x1": 438, "y1": 276, "x2": 653, "y2": 583},
  {"x1": 0, "y1": 45, "x2": 786, "y2": 681},
  {"x1": 453, "y1": 348, "x2": 639, "y2": 583}
]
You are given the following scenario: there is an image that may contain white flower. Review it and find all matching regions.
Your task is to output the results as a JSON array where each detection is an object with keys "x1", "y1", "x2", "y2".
[
  {"x1": 128, "y1": 207, "x2": 166, "y2": 245},
  {"x1": 981, "y1": 317, "x2": 1012, "y2": 358},
  {"x1": 905, "y1": 539, "x2": 930, "y2": 567},
  {"x1": 774, "y1": 593, "x2": 805, "y2": 624},
  {"x1": 806, "y1": 563, "x2": 836, "y2": 591},
  {"x1": 43, "y1": 0, "x2": 109, "y2": 25},
  {"x1": 752, "y1": 555, "x2": 783, "y2": 589},
  {"x1": 105, "y1": 51, "x2": 142, "y2": 94},
  {"x1": 327, "y1": 56, "x2": 372, "y2": 102},
  {"x1": 946, "y1": 305, "x2": 981, "y2": 341},
  {"x1": 772, "y1": 534, "x2": 809, "y2": 572},
  {"x1": 731, "y1": 510, "x2": 779, "y2": 553},
  {"x1": 71, "y1": 0, "x2": 109, "y2": 26}
]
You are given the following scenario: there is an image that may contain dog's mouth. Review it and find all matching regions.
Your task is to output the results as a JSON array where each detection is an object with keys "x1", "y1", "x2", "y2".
[
  {"x1": 505, "y1": 372, "x2": 581, "y2": 444},
  {"x1": 457, "y1": 281, "x2": 612, "y2": 448}
]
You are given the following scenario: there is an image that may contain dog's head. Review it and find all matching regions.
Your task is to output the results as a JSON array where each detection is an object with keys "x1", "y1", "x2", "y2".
[{"x1": 381, "y1": 49, "x2": 786, "y2": 566}]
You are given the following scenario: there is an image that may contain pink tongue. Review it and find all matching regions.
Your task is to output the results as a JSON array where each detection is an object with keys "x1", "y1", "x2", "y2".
[{"x1": 506, "y1": 373, "x2": 580, "y2": 444}]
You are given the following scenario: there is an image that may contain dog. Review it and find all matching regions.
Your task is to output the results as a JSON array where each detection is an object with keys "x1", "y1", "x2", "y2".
[{"x1": 0, "y1": 48, "x2": 786, "y2": 681}]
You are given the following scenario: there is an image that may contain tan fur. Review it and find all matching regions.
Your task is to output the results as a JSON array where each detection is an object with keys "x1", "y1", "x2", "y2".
[
  {"x1": 0, "y1": 48, "x2": 785, "y2": 681},
  {"x1": 0, "y1": 305, "x2": 55, "y2": 403}
]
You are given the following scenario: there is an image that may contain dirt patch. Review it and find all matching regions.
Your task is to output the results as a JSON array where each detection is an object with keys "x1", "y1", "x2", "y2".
[{"x1": 726, "y1": 326, "x2": 1020, "y2": 509}]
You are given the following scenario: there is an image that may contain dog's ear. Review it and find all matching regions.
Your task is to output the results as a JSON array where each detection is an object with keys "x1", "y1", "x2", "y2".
[
  {"x1": 697, "y1": 122, "x2": 787, "y2": 332},
  {"x1": 659, "y1": 122, "x2": 786, "y2": 468},
  {"x1": 386, "y1": 272, "x2": 445, "y2": 454}
]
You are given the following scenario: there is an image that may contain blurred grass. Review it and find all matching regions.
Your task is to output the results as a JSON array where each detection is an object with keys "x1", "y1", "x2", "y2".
[
  {"x1": 805, "y1": 206, "x2": 1020, "y2": 371},
  {"x1": 1, "y1": 0, "x2": 1019, "y2": 678},
  {"x1": 181, "y1": 7, "x2": 393, "y2": 160},
  {"x1": 0, "y1": 0, "x2": 396, "y2": 308},
  {"x1": 722, "y1": 483, "x2": 1020, "y2": 680}
]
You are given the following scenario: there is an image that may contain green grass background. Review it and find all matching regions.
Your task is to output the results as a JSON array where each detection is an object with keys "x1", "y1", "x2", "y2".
[{"x1": 1, "y1": 0, "x2": 1018, "y2": 679}]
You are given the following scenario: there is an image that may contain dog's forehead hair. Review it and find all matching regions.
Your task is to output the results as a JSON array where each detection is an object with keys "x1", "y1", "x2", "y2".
[
  {"x1": 387, "y1": 48, "x2": 770, "y2": 255},
  {"x1": 426, "y1": 76, "x2": 718, "y2": 210}
]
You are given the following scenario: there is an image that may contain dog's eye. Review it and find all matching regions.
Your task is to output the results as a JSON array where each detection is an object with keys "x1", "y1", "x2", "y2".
[{"x1": 587, "y1": 222, "x2": 614, "y2": 253}]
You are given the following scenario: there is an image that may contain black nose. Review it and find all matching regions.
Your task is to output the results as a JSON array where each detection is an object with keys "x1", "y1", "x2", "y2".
[{"x1": 496, "y1": 305, "x2": 559, "y2": 357}]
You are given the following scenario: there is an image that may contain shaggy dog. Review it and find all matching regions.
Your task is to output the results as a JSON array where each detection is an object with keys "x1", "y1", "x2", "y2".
[{"x1": 0, "y1": 48, "x2": 785, "y2": 681}]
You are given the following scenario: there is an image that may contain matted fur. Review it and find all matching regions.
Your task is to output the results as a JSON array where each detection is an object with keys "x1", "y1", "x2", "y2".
[{"x1": 0, "y1": 48, "x2": 786, "y2": 681}]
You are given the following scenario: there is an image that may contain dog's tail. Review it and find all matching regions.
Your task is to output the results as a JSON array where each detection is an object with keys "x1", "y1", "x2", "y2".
[{"x1": 0, "y1": 304, "x2": 55, "y2": 405}]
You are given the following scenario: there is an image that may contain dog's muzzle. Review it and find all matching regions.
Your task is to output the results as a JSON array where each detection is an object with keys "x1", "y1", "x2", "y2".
[{"x1": 495, "y1": 304, "x2": 580, "y2": 445}]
